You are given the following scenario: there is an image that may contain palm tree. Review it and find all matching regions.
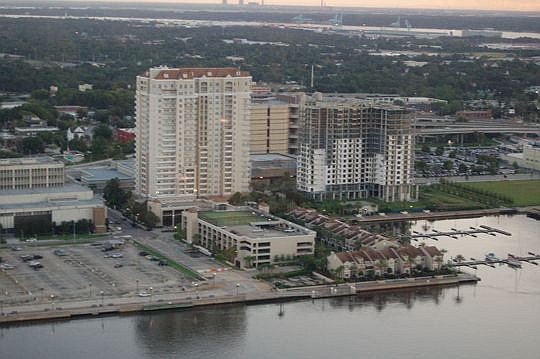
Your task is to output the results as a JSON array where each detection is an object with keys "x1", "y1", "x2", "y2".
[
  {"x1": 407, "y1": 256, "x2": 416, "y2": 275},
  {"x1": 375, "y1": 259, "x2": 388, "y2": 277},
  {"x1": 334, "y1": 265, "x2": 345, "y2": 279},
  {"x1": 244, "y1": 255, "x2": 256, "y2": 268},
  {"x1": 454, "y1": 254, "x2": 465, "y2": 272},
  {"x1": 434, "y1": 256, "x2": 444, "y2": 270}
]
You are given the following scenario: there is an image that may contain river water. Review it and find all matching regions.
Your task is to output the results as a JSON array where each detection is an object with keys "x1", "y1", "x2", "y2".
[{"x1": 1, "y1": 214, "x2": 539, "y2": 359}]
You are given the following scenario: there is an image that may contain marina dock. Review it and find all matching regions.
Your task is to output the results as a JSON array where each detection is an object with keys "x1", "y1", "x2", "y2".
[
  {"x1": 449, "y1": 253, "x2": 540, "y2": 269},
  {"x1": 406, "y1": 225, "x2": 511, "y2": 241}
]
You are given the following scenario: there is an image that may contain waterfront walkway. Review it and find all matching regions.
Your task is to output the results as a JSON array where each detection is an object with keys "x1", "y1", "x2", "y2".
[{"x1": 0, "y1": 273, "x2": 478, "y2": 325}]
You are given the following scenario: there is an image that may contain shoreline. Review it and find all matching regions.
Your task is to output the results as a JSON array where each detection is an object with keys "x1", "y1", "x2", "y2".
[
  {"x1": 0, "y1": 273, "x2": 478, "y2": 326},
  {"x1": 353, "y1": 207, "x2": 537, "y2": 223}
]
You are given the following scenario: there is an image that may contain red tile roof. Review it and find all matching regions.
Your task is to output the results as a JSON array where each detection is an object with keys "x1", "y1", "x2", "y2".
[
  {"x1": 423, "y1": 246, "x2": 442, "y2": 257},
  {"x1": 150, "y1": 67, "x2": 250, "y2": 80},
  {"x1": 397, "y1": 245, "x2": 424, "y2": 258}
]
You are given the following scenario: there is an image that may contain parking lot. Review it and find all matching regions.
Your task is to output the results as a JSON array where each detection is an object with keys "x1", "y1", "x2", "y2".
[{"x1": 0, "y1": 242, "x2": 194, "y2": 306}]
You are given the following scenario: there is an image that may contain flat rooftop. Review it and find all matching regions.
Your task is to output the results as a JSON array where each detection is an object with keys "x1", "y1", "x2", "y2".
[
  {"x1": 199, "y1": 210, "x2": 267, "y2": 227},
  {"x1": 0, "y1": 198, "x2": 102, "y2": 211},
  {"x1": 0, "y1": 184, "x2": 91, "y2": 197},
  {"x1": 81, "y1": 168, "x2": 133, "y2": 182},
  {"x1": 198, "y1": 210, "x2": 309, "y2": 239},
  {"x1": 0, "y1": 156, "x2": 62, "y2": 167}
]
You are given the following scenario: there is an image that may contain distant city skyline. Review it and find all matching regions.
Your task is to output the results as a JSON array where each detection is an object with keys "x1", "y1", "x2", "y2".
[{"x1": 77, "y1": 0, "x2": 540, "y2": 12}]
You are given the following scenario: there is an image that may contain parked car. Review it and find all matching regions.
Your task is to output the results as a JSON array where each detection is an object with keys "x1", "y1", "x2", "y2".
[{"x1": 53, "y1": 249, "x2": 67, "y2": 256}]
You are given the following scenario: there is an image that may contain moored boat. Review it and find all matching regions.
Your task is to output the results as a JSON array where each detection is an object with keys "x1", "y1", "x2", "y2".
[{"x1": 506, "y1": 254, "x2": 522, "y2": 268}]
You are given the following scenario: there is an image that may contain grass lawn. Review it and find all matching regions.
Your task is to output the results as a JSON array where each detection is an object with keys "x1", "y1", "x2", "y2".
[
  {"x1": 198, "y1": 210, "x2": 269, "y2": 226},
  {"x1": 22, "y1": 233, "x2": 108, "y2": 241},
  {"x1": 372, "y1": 187, "x2": 486, "y2": 213},
  {"x1": 419, "y1": 189, "x2": 487, "y2": 211},
  {"x1": 463, "y1": 180, "x2": 540, "y2": 207}
]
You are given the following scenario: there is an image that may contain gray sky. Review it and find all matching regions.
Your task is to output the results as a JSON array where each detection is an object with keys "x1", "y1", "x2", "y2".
[{"x1": 100, "y1": 0, "x2": 540, "y2": 12}]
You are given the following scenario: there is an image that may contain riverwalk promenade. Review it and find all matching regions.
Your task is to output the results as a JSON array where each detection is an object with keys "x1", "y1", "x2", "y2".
[{"x1": 0, "y1": 273, "x2": 478, "y2": 325}]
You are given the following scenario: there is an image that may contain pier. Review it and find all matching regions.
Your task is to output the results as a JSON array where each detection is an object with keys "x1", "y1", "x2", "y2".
[
  {"x1": 353, "y1": 208, "x2": 518, "y2": 224},
  {"x1": 406, "y1": 225, "x2": 511, "y2": 241},
  {"x1": 449, "y1": 253, "x2": 540, "y2": 269}
]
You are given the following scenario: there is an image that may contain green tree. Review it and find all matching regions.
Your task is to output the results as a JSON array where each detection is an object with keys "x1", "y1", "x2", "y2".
[
  {"x1": 228, "y1": 192, "x2": 245, "y2": 205},
  {"x1": 103, "y1": 178, "x2": 130, "y2": 209},
  {"x1": 21, "y1": 136, "x2": 45, "y2": 154},
  {"x1": 443, "y1": 160, "x2": 454, "y2": 171},
  {"x1": 93, "y1": 124, "x2": 113, "y2": 140},
  {"x1": 143, "y1": 211, "x2": 160, "y2": 228}
]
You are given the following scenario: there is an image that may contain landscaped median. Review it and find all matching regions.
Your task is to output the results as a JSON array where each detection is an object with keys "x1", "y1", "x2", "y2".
[{"x1": 132, "y1": 239, "x2": 205, "y2": 281}]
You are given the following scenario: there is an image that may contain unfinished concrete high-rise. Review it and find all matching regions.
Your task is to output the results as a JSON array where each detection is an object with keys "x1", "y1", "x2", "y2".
[{"x1": 296, "y1": 94, "x2": 417, "y2": 202}]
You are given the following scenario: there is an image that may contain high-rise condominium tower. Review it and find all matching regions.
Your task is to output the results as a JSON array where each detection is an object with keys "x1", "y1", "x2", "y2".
[
  {"x1": 135, "y1": 68, "x2": 252, "y2": 220},
  {"x1": 296, "y1": 94, "x2": 416, "y2": 202}
]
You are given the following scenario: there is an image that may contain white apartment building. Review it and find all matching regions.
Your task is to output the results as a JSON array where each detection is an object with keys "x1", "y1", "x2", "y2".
[
  {"x1": 0, "y1": 157, "x2": 64, "y2": 190},
  {"x1": 296, "y1": 94, "x2": 417, "y2": 202},
  {"x1": 135, "y1": 67, "x2": 252, "y2": 224}
]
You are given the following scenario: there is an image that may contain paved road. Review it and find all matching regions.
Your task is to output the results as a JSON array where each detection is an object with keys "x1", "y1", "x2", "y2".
[{"x1": 107, "y1": 208, "x2": 271, "y2": 297}]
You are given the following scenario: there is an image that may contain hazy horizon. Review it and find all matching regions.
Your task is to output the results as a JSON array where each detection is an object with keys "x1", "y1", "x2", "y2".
[{"x1": 50, "y1": 0, "x2": 540, "y2": 12}]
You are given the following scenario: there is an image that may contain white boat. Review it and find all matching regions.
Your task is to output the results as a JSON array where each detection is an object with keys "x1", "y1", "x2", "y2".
[
  {"x1": 506, "y1": 254, "x2": 522, "y2": 268},
  {"x1": 485, "y1": 253, "x2": 499, "y2": 262}
]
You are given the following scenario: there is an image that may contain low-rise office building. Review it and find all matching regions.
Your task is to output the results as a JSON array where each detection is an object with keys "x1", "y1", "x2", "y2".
[
  {"x1": 0, "y1": 157, "x2": 64, "y2": 190},
  {"x1": 502, "y1": 143, "x2": 540, "y2": 171},
  {"x1": 68, "y1": 159, "x2": 136, "y2": 192},
  {"x1": 0, "y1": 184, "x2": 107, "y2": 235},
  {"x1": 181, "y1": 207, "x2": 316, "y2": 268}
]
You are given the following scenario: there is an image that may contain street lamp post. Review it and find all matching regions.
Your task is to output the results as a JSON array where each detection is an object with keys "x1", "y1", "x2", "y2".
[
  {"x1": 100, "y1": 291, "x2": 104, "y2": 306},
  {"x1": 194, "y1": 283, "x2": 199, "y2": 299},
  {"x1": 136, "y1": 280, "x2": 139, "y2": 293},
  {"x1": 236, "y1": 283, "x2": 240, "y2": 296},
  {"x1": 50, "y1": 294, "x2": 55, "y2": 311},
  {"x1": 212, "y1": 273, "x2": 217, "y2": 288},
  {"x1": 149, "y1": 287, "x2": 153, "y2": 302},
  {"x1": 89, "y1": 283, "x2": 92, "y2": 298}
]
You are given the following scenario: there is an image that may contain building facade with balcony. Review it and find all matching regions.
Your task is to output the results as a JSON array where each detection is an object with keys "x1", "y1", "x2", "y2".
[{"x1": 135, "y1": 67, "x2": 252, "y2": 224}]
